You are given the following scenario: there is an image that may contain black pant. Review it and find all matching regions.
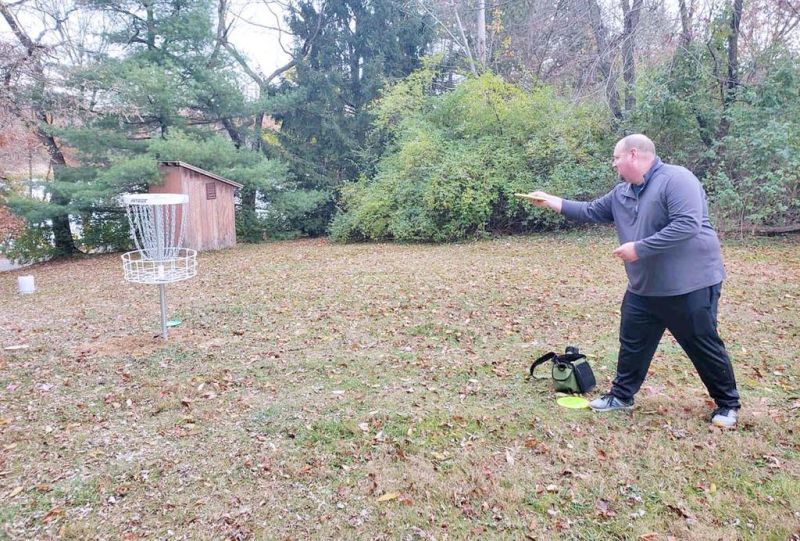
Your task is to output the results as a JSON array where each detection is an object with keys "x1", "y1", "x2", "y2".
[{"x1": 611, "y1": 283, "x2": 740, "y2": 409}]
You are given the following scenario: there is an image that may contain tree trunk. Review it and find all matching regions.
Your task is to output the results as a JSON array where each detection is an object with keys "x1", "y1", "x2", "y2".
[
  {"x1": 677, "y1": 0, "x2": 693, "y2": 47},
  {"x1": 146, "y1": 1, "x2": 156, "y2": 50},
  {"x1": 725, "y1": 0, "x2": 743, "y2": 106},
  {"x1": 586, "y1": 0, "x2": 622, "y2": 121},
  {"x1": 1, "y1": 0, "x2": 76, "y2": 255},
  {"x1": 476, "y1": 0, "x2": 486, "y2": 66},
  {"x1": 717, "y1": 0, "x2": 743, "y2": 140},
  {"x1": 620, "y1": 0, "x2": 643, "y2": 114},
  {"x1": 673, "y1": 0, "x2": 714, "y2": 151},
  {"x1": 221, "y1": 118, "x2": 243, "y2": 149},
  {"x1": 254, "y1": 111, "x2": 265, "y2": 155},
  {"x1": 34, "y1": 113, "x2": 76, "y2": 254}
]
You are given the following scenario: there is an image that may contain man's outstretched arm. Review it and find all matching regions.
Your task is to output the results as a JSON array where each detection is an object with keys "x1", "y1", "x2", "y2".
[{"x1": 523, "y1": 191, "x2": 615, "y2": 224}]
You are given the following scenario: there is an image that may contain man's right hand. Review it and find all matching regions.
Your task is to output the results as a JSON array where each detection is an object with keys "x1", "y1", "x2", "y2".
[{"x1": 527, "y1": 191, "x2": 563, "y2": 213}]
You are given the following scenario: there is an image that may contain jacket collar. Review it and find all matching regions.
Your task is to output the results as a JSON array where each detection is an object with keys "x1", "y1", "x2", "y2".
[{"x1": 643, "y1": 156, "x2": 663, "y2": 183}]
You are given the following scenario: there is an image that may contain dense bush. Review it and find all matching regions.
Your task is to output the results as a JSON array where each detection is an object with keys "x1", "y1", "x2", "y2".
[{"x1": 330, "y1": 72, "x2": 616, "y2": 242}]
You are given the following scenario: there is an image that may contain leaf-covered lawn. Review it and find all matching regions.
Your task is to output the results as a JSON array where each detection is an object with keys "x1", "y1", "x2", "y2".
[{"x1": 1, "y1": 230, "x2": 799, "y2": 540}]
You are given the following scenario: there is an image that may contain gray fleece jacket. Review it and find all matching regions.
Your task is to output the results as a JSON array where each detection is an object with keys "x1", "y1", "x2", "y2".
[{"x1": 560, "y1": 157, "x2": 726, "y2": 296}]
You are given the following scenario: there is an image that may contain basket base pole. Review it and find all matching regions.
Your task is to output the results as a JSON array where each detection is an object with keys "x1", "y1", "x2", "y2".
[{"x1": 159, "y1": 284, "x2": 168, "y2": 340}]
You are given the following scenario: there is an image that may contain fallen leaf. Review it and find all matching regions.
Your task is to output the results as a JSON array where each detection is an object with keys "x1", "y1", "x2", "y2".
[
  {"x1": 666, "y1": 503, "x2": 696, "y2": 523},
  {"x1": 5, "y1": 486, "x2": 24, "y2": 499},
  {"x1": 523, "y1": 438, "x2": 540, "y2": 449},
  {"x1": 595, "y1": 499, "x2": 616, "y2": 518},
  {"x1": 42, "y1": 507, "x2": 64, "y2": 523},
  {"x1": 377, "y1": 492, "x2": 400, "y2": 502}
]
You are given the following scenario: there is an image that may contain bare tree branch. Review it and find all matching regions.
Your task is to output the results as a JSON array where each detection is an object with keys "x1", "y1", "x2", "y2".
[
  {"x1": 451, "y1": 0, "x2": 477, "y2": 75},
  {"x1": 217, "y1": 0, "x2": 325, "y2": 90}
]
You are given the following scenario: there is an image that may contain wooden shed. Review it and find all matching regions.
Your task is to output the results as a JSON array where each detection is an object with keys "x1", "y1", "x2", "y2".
[{"x1": 149, "y1": 161, "x2": 243, "y2": 251}]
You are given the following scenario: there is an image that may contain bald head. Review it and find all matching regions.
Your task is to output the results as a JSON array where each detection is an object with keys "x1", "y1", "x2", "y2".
[
  {"x1": 612, "y1": 134, "x2": 656, "y2": 184},
  {"x1": 617, "y1": 134, "x2": 656, "y2": 156}
]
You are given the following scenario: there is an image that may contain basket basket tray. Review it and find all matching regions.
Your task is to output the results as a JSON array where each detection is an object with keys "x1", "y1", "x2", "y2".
[{"x1": 122, "y1": 249, "x2": 197, "y2": 284}]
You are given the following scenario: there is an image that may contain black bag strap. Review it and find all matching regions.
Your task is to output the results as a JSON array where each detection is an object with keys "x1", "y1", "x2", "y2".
[
  {"x1": 528, "y1": 347, "x2": 588, "y2": 379},
  {"x1": 528, "y1": 351, "x2": 557, "y2": 379}
]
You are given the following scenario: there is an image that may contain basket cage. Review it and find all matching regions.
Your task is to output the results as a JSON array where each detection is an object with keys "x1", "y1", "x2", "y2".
[{"x1": 121, "y1": 194, "x2": 197, "y2": 284}]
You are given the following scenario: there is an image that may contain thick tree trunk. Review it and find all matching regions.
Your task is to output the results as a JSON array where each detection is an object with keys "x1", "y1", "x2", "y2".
[{"x1": 35, "y1": 113, "x2": 76, "y2": 255}]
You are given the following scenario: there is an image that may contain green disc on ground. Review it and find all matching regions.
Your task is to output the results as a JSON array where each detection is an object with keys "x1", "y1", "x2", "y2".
[
  {"x1": 166, "y1": 319, "x2": 182, "y2": 327},
  {"x1": 556, "y1": 396, "x2": 589, "y2": 409}
]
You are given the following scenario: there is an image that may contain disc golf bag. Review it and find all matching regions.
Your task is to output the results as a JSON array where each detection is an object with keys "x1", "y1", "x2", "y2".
[{"x1": 528, "y1": 346, "x2": 596, "y2": 394}]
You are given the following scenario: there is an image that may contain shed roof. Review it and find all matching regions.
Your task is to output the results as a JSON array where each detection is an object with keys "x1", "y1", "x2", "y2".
[{"x1": 159, "y1": 161, "x2": 244, "y2": 189}]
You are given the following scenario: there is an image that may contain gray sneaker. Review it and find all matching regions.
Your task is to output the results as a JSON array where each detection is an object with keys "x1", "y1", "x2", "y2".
[
  {"x1": 589, "y1": 393, "x2": 634, "y2": 412},
  {"x1": 711, "y1": 407, "x2": 738, "y2": 428}
]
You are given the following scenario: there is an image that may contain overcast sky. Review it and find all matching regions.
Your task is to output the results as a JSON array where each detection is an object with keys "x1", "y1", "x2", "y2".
[{"x1": 224, "y1": 0, "x2": 294, "y2": 75}]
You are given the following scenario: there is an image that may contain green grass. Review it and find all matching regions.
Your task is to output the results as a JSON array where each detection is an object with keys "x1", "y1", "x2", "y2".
[{"x1": 0, "y1": 231, "x2": 798, "y2": 539}]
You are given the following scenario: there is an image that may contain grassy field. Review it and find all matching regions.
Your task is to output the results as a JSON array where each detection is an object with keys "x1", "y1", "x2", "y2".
[{"x1": 1, "y1": 230, "x2": 799, "y2": 540}]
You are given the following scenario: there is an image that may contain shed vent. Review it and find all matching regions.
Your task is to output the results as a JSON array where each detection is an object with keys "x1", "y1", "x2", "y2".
[{"x1": 206, "y1": 182, "x2": 217, "y2": 200}]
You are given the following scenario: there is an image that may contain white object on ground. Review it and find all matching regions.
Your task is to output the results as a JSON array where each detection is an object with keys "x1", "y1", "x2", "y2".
[{"x1": 17, "y1": 275, "x2": 35, "y2": 294}]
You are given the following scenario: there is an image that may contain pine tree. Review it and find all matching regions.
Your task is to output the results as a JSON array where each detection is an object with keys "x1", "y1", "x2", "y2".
[{"x1": 270, "y1": 0, "x2": 434, "y2": 227}]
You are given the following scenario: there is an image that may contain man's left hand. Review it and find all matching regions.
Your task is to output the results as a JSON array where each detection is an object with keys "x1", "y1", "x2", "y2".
[{"x1": 613, "y1": 242, "x2": 639, "y2": 262}]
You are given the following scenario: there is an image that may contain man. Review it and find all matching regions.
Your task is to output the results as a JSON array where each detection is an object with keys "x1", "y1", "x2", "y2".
[{"x1": 525, "y1": 134, "x2": 740, "y2": 428}]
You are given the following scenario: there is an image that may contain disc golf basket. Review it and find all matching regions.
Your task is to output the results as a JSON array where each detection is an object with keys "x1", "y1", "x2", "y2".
[{"x1": 121, "y1": 194, "x2": 197, "y2": 340}]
